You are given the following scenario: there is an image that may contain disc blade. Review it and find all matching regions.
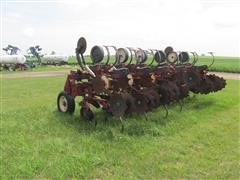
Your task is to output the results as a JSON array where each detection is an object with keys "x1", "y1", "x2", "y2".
[
  {"x1": 122, "y1": 93, "x2": 136, "y2": 114},
  {"x1": 167, "y1": 52, "x2": 178, "y2": 64},
  {"x1": 184, "y1": 69, "x2": 201, "y2": 89},
  {"x1": 178, "y1": 52, "x2": 189, "y2": 63},
  {"x1": 148, "y1": 89, "x2": 161, "y2": 107},
  {"x1": 132, "y1": 93, "x2": 148, "y2": 113},
  {"x1": 109, "y1": 94, "x2": 127, "y2": 117},
  {"x1": 164, "y1": 46, "x2": 173, "y2": 55},
  {"x1": 116, "y1": 48, "x2": 129, "y2": 64},
  {"x1": 154, "y1": 50, "x2": 166, "y2": 64},
  {"x1": 76, "y1": 37, "x2": 87, "y2": 54},
  {"x1": 90, "y1": 45, "x2": 105, "y2": 64}
]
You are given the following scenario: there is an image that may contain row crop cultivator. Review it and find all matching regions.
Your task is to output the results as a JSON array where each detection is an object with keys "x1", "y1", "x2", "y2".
[{"x1": 57, "y1": 37, "x2": 226, "y2": 131}]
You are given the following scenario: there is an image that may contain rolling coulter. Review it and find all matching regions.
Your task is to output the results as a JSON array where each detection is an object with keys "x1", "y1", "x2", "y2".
[{"x1": 57, "y1": 37, "x2": 226, "y2": 131}]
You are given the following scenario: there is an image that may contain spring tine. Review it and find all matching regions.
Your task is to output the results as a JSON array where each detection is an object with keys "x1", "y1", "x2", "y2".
[
  {"x1": 190, "y1": 52, "x2": 196, "y2": 65},
  {"x1": 163, "y1": 105, "x2": 169, "y2": 118},
  {"x1": 110, "y1": 45, "x2": 118, "y2": 66},
  {"x1": 103, "y1": 111, "x2": 109, "y2": 121},
  {"x1": 178, "y1": 100, "x2": 183, "y2": 112},
  {"x1": 194, "y1": 52, "x2": 199, "y2": 65},
  {"x1": 144, "y1": 112, "x2": 148, "y2": 121},
  {"x1": 94, "y1": 118, "x2": 98, "y2": 127},
  {"x1": 120, "y1": 117, "x2": 124, "y2": 132},
  {"x1": 208, "y1": 52, "x2": 215, "y2": 68},
  {"x1": 134, "y1": 48, "x2": 141, "y2": 65},
  {"x1": 148, "y1": 49, "x2": 155, "y2": 66},
  {"x1": 103, "y1": 46, "x2": 110, "y2": 65},
  {"x1": 126, "y1": 47, "x2": 133, "y2": 65}
]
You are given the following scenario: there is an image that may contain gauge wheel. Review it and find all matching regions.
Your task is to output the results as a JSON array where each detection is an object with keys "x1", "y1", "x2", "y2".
[{"x1": 57, "y1": 91, "x2": 75, "y2": 114}]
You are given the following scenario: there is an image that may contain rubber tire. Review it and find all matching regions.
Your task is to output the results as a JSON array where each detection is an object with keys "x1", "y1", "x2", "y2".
[{"x1": 57, "y1": 91, "x2": 75, "y2": 114}]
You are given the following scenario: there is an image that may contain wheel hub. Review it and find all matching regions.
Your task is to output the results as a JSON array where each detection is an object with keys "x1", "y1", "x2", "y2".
[{"x1": 59, "y1": 96, "x2": 68, "y2": 112}]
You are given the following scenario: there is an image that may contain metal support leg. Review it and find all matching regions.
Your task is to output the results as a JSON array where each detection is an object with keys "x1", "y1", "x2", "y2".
[
  {"x1": 144, "y1": 112, "x2": 148, "y2": 121},
  {"x1": 120, "y1": 117, "x2": 124, "y2": 132},
  {"x1": 103, "y1": 111, "x2": 109, "y2": 122},
  {"x1": 163, "y1": 105, "x2": 168, "y2": 118},
  {"x1": 94, "y1": 118, "x2": 97, "y2": 127},
  {"x1": 178, "y1": 100, "x2": 183, "y2": 112}
]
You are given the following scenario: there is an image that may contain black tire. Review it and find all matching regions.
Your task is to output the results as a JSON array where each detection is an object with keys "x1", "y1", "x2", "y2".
[{"x1": 57, "y1": 91, "x2": 75, "y2": 114}]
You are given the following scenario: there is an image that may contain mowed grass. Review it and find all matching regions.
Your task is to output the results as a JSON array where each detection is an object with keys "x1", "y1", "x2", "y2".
[
  {"x1": 1, "y1": 64, "x2": 79, "y2": 74},
  {"x1": 0, "y1": 77, "x2": 239, "y2": 179}
]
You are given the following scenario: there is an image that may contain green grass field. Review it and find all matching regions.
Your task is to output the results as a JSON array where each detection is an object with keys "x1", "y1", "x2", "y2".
[
  {"x1": 196, "y1": 56, "x2": 240, "y2": 73},
  {"x1": 1, "y1": 76, "x2": 239, "y2": 179}
]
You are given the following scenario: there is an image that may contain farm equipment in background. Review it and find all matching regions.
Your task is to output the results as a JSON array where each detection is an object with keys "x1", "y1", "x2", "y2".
[
  {"x1": 28, "y1": 45, "x2": 42, "y2": 65},
  {"x1": 41, "y1": 54, "x2": 68, "y2": 65},
  {"x1": 28, "y1": 45, "x2": 69, "y2": 65},
  {"x1": 1, "y1": 43, "x2": 70, "y2": 71},
  {"x1": 2, "y1": 45, "x2": 20, "y2": 55},
  {"x1": 57, "y1": 37, "x2": 226, "y2": 131},
  {"x1": 1, "y1": 45, "x2": 34, "y2": 71}
]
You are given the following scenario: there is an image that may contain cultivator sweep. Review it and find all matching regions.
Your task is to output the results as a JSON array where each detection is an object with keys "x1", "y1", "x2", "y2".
[{"x1": 57, "y1": 37, "x2": 226, "y2": 131}]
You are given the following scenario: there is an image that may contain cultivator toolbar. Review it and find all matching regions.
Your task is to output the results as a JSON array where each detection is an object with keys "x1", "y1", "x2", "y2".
[{"x1": 57, "y1": 37, "x2": 226, "y2": 131}]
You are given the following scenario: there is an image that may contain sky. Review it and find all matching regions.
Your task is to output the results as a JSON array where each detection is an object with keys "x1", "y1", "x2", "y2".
[{"x1": 1, "y1": 0, "x2": 240, "y2": 56}]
